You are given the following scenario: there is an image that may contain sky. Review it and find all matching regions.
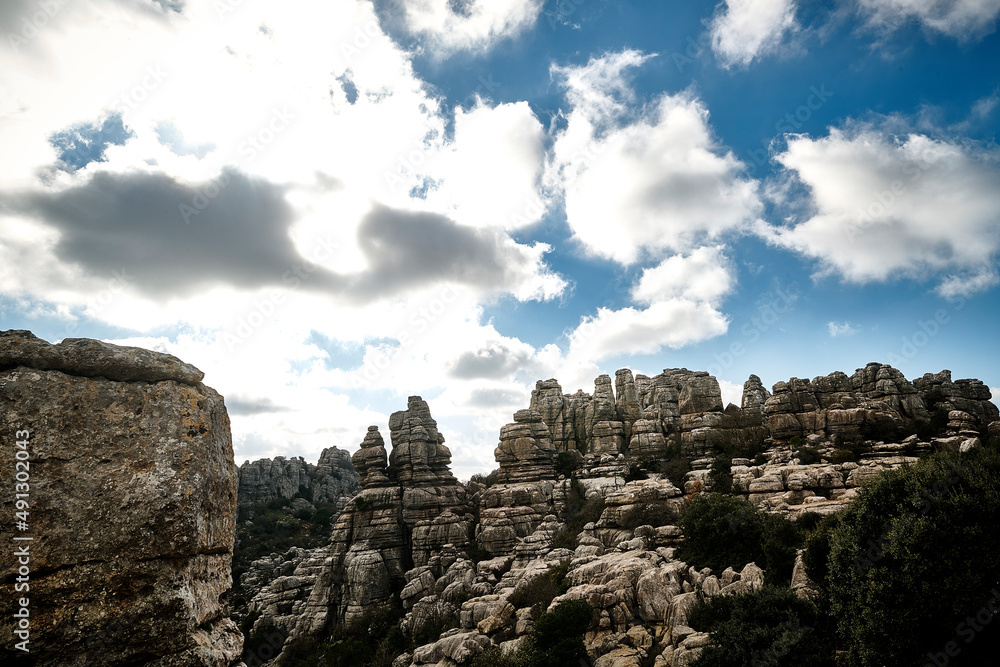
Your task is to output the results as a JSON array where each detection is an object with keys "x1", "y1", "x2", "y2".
[{"x1": 1, "y1": 0, "x2": 999, "y2": 480}]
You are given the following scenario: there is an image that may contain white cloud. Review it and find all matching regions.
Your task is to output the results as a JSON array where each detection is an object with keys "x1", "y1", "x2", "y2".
[
  {"x1": 857, "y1": 0, "x2": 1000, "y2": 39},
  {"x1": 990, "y1": 387, "x2": 1000, "y2": 407},
  {"x1": 425, "y1": 100, "x2": 547, "y2": 229},
  {"x1": 828, "y1": 321, "x2": 860, "y2": 337},
  {"x1": 393, "y1": 0, "x2": 544, "y2": 55},
  {"x1": 548, "y1": 51, "x2": 762, "y2": 265},
  {"x1": 767, "y1": 126, "x2": 1000, "y2": 295},
  {"x1": 566, "y1": 299, "x2": 730, "y2": 362},
  {"x1": 718, "y1": 378, "x2": 745, "y2": 408},
  {"x1": 710, "y1": 0, "x2": 798, "y2": 68},
  {"x1": 632, "y1": 246, "x2": 735, "y2": 307}
]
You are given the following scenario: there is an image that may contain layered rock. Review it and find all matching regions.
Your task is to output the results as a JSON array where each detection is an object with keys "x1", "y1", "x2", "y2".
[
  {"x1": 0, "y1": 330, "x2": 242, "y2": 666},
  {"x1": 237, "y1": 446, "x2": 358, "y2": 520},
  {"x1": 265, "y1": 398, "x2": 471, "y2": 661},
  {"x1": 763, "y1": 363, "x2": 998, "y2": 443},
  {"x1": 494, "y1": 409, "x2": 557, "y2": 483}
]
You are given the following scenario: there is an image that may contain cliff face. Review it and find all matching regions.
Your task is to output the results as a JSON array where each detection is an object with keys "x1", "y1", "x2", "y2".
[
  {"x1": 237, "y1": 446, "x2": 359, "y2": 520},
  {"x1": 0, "y1": 331, "x2": 242, "y2": 666}
]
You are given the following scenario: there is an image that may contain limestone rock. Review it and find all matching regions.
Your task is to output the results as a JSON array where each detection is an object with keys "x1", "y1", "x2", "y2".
[
  {"x1": 0, "y1": 331, "x2": 241, "y2": 666},
  {"x1": 0, "y1": 329, "x2": 205, "y2": 384},
  {"x1": 495, "y1": 409, "x2": 557, "y2": 483},
  {"x1": 238, "y1": 446, "x2": 358, "y2": 519}
]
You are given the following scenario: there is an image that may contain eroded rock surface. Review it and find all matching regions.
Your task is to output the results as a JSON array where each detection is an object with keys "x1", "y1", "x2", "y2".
[{"x1": 0, "y1": 330, "x2": 242, "y2": 666}]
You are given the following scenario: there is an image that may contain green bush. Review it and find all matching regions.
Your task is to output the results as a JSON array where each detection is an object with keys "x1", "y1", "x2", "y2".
[
  {"x1": 508, "y1": 562, "x2": 571, "y2": 618},
  {"x1": 689, "y1": 586, "x2": 836, "y2": 667},
  {"x1": 555, "y1": 451, "x2": 583, "y2": 478},
  {"x1": 552, "y1": 481, "x2": 605, "y2": 550},
  {"x1": 677, "y1": 494, "x2": 804, "y2": 585},
  {"x1": 471, "y1": 600, "x2": 594, "y2": 667},
  {"x1": 825, "y1": 448, "x2": 1000, "y2": 666},
  {"x1": 708, "y1": 455, "x2": 733, "y2": 494},
  {"x1": 619, "y1": 500, "x2": 680, "y2": 531},
  {"x1": 795, "y1": 446, "x2": 821, "y2": 465}
]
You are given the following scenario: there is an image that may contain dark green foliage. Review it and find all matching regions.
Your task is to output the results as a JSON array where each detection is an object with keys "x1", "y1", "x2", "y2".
[
  {"x1": 530, "y1": 599, "x2": 593, "y2": 665},
  {"x1": 914, "y1": 409, "x2": 950, "y2": 441},
  {"x1": 508, "y1": 561, "x2": 571, "y2": 618},
  {"x1": 823, "y1": 448, "x2": 1000, "y2": 666},
  {"x1": 789, "y1": 436, "x2": 807, "y2": 448},
  {"x1": 231, "y1": 499, "x2": 342, "y2": 612},
  {"x1": 678, "y1": 494, "x2": 804, "y2": 585},
  {"x1": 795, "y1": 446, "x2": 821, "y2": 465},
  {"x1": 689, "y1": 587, "x2": 836, "y2": 667},
  {"x1": 801, "y1": 514, "x2": 842, "y2": 592},
  {"x1": 241, "y1": 616, "x2": 289, "y2": 666},
  {"x1": 619, "y1": 500, "x2": 680, "y2": 530},
  {"x1": 296, "y1": 483, "x2": 314, "y2": 501},
  {"x1": 354, "y1": 496, "x2": 371, "y2": 511},
  {"x1": 708, "y1": 455, "x2": 733, "y2": 494},
  {"x1": 555, "y1": 451, "x2": 583, "y2": 478},
  {"x1": 552, "y1": 481, "x2": 605, "y2": 550},
  {"x1": 471, "y1": 600, "x2": 594, "y2": 667},
  {"x1": 624, "y1": 459, "x2": 649, "y2": 482},
  {"x1": 282, "y1": 606, "x2": 410, "y2": 667}
]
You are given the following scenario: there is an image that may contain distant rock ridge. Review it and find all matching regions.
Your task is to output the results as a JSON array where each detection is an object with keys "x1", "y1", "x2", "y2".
[
  {"x1": 237, "y1": 446, "x2": 359, "y2": 520},
  {"x1": 0, "y1": 330, "x2": 242, "y2": 666}
]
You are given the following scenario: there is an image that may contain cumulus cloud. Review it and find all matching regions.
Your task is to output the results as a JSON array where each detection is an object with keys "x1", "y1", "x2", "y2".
[
  {"x1": 857, "y1": 0, "x2": 1000, "y2": 39},
  {"x1": 710, "y1": 0, "x2": 799, "y2": 68},
  {"x1": 425, "y1": 101, "x2": 546, "y2": 230},
  {"x1": 828, "y1": 321, "x2": 860, "y2": 337},
  {"x1": 382, "y1": 0, "x2": 543, "y2": 55},
  {"x1": 718, "y1": 378, "x2": 745, "y2": 408},
  {"x1": 566, "y1": 299, "x2": 730, "y2": 362},
  {"x1": 632, "y1": 246, "x2": 735, "y2": 307},
  {"x1": 767, "y1": 126, "x2": 1000, "y2": 296},
  {"x1": 548, "y1": 51, "x2": 762, "y2": 265}
]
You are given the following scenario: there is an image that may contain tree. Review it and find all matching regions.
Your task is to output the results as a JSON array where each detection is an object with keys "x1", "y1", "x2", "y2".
[{"x1": 824, "y1": 448, "x2": 1000, "y2": 666}]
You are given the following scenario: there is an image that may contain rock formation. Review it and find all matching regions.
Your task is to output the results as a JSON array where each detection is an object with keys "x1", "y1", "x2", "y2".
[
  {"x1": 237, "y1": 446, "x2": 358, "y2": 520},
  {"x1": 0, "y1": 330, "x2": 242, "y2": 666},
  {"x1": 257, "y1": 397, "x2": 472, "y2": 662},
  {"x1": 245, "y1": 361, "x2": 998, "y2": 667}
]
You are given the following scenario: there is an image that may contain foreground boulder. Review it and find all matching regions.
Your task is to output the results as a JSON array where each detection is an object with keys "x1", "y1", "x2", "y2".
[{"x1": 0, "y1": 331, "x2": 243, "y2": 666}]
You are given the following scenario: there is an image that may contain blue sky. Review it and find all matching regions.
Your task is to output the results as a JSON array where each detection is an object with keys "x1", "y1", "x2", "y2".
[{"x1": 1, "y1": 0, "x2": 998, "y2": 479}]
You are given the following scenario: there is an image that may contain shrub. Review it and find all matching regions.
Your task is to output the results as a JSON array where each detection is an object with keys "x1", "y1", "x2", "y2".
[
  {"x1": 708, "y1": 455, "x2": 732, "y2": 494},
  {"x1": 619, "y1": 500, "x2": 680, "y2": 531},
  {"x1": 825, "y1": 448, "x2": 1000, "y2": 666},
  {"x1": 508, "y1": 562, "x2": 570, "y2": 618},
  {"x1": 555, "y1": 451, "x2": 583, "y2": 478},
  {"x1": 678, "y1": 494, "x2": 804, "y2": 585},
  {"x1": 552, "y1": 481, "x2": 605, "y2": 550},
  {"x1": 689, "y1": 586, "x2": 836, "y2": 667},
  {"x1": 469, "y1": 600, "x2": 594, "y2": 667},
  {"x1": 795, "y1": 446, "x2": 821, "y2": 465}
]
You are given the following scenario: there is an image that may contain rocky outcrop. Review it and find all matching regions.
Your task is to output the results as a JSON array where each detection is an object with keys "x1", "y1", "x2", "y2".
[
  {"x1": 494, "y1": 409, "x2": 557, "y2": 483},
  {"x1": 261, "y1": 397, "x2": 471, "y2": 661},
  {"x1": 0, "y1": 330, "x2": 242, "y2": 666},
  {"x1": 763, "y1": 362, "x2": 998, "y2": 443},
  {"x1": 524, "y1": 368, "x2": 728, "y2": 461},
  {"x1": 237, "y1": 446, "x2": 358, "y2": 520}
]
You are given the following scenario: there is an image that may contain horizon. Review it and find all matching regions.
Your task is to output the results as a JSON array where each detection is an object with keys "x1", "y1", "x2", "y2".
[{"x1": 1, "y1": 0, "x2": 999, "y2": 479}]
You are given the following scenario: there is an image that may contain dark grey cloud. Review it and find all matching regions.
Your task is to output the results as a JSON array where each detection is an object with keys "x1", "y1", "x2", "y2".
[
  {"x1": 6, "y1": 173, "x2": 556, "y2": 303},
  {"x1": 467, "y1": 387, "x2": 527, "y2": 408},
  {"x1": 449, "y1": 343, "x2": 531, "y2": 379},
  {"x1": 347, "y1": 204, "x2": 552, "y2": 300},
  {"x1": 10, "y1": 168, "x2": 341, "y2": 297},
  {"x1": 226, "y1": 396, "x2": 285, "y2": 416}
]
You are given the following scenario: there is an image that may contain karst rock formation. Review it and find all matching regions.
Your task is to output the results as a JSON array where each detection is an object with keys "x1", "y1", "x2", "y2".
[{"x1": 0, "y1": 330, "x2": 243, "y2": 666}]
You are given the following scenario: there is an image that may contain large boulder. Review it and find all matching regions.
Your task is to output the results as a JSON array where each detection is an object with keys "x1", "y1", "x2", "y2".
[{"x1": 0, "y1": 330, "x2": 242, "y2": 666}]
